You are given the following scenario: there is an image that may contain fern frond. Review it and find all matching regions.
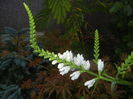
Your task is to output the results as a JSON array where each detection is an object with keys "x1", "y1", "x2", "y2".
[
  {"x1": 48, "y1": 0, "x2": 71, "y2": 24},
  {"x1": 93, "y1": 29, "x2": 100, "y2": 64},
  {"x1": 117, "y1": 52, "x2": 133, "y2": 78}
]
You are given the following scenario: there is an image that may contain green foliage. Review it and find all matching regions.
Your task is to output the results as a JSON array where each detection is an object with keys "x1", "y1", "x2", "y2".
[
  {"x1": 110, "y1": 1, "x2": 132, "y2": 16},
  {"x1": 0, "y1": 84, "x2": 24, "y2": 99},
  {"x1": 0, "y1": 53, "x2": 27, "y2": 70},
  {"x1": 117, "y1": 52, "x2": 133, "y2": 78},
  {"x1": 48, "y1": 0, "x2": 71, "y2": 23},
  {"x1": 128, "y1": 20, "x2": 133, "y2": 26},
  {"x1": 93, "y1": 29, "x2": 100, "y2": 63},
  {"x1": 35, "y1": 8, "x2": 51, "y2": 31},
  {"x1": 81, "y1": 96, "x2": 86, "y2": 99},
  {"x1": 0, "y1": 53, "x2": 29, "y2": 84},
  {"x1": 109, "y1": 0, "x2": 133, "y2": 55},
  {"x1": 110, "y1": 1, "x2": 123, "y2": 13},
  {"x1": 0, "y1": 27, "x2": 29, "y2": 52},
  {"x1": 64, "y1": 8, "x2": 84, "y2": 32}
]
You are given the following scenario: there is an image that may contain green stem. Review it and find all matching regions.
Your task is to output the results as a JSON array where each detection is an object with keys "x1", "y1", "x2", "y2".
[
  {"x1": 100, "y1": 76, "x2": 133, "y2": 86},
  {"x1": 103, "y1": 73, "x2": 115, "y2": 80}
]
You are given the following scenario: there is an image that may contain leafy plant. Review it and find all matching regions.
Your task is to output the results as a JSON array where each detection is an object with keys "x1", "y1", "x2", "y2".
[
  {"x1": 109, "y1": 0, "x2": 133, "y2": 55},
  {"x1": 0, "y1": 52, "x2": 29, "y2": 84},
  {"x1": 0, "y1": 27, "x2": 30, "y2": 53},
  {"x1": 117, "y1": 52, "x2": 133, "y2": 78},
  {"x1": 0, "y1": 84, "x2": 24, "y2": 99},
  {"x1": 48, "y1": 0, "x2": 71, "y2": 23}
]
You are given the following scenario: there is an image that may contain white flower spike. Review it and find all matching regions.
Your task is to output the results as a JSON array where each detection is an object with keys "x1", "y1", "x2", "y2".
[
  {"x1": 98, "y1": 59, "x2": 104, "y2": 72},
  {"x1": 57, "y1": 50, "x2": 92, "y2": 80},
  {"x1": 84, "y1": 79, "x2": 96, "y2": 89}
]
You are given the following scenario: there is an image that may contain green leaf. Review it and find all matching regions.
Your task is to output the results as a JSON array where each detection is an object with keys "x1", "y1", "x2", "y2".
[
  {"x1": 124, "y1": 4, "x2": 132, "y2": 16},
  {"x1": 48, "y1": 0, "x2": 71, "y2": 23},
  {"x1": 110, "y1": 1, "x2": 123, "y2": 13},
  {"x1": 128, "y1": 20, "x2": 133, "y2": 26}
]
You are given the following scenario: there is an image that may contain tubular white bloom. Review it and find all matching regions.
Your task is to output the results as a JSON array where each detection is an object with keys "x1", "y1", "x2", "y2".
[
  {"x1": 52, "y1": 60, "x2": 57, "y2": 65},
  {"x1": 57, "y1": 63, "x2": 64, "y2": 69},
  {"x1": 70, "y1": 71, "x2": 81, "y2": 80},
  {"x1": 98, "y1": 59, "x2": 104, "y2": 72},
  {"x1": 84, "y1": 79, "x2": 96, "y2": 89},
  {"x1": 66, "y1": 51, "x2": 73, "y2": 62},
  {"x1": 74, "y1": 54, "x2": 84, "y2": 66},
  {"x1": 59, "y1": 66, "x2": 71, "y2": 75},
  {"x1": 83, "y1": 60, "x2": 90, "y2": 70}
]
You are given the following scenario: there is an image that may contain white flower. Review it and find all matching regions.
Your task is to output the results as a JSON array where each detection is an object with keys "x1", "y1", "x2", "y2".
[
  {"x1": 57, "y1": 50, "x2": 92, "y2": 78},
  {"x1": 58, "y1": 63, "x2": 64, "y2": 69},
  {"x1": 98, "y1": 59, "x2": 104, "y2": 72},
  {"x1": 74, "y1": 54, "x2": 84, "y2": 66},
  {"x1": 70, "y1": 71, "x2": 81, "y2": 80},
  {"x1": 83, "y1": 60, "x2": 90, "y2": 70},
  {"x1": 59, "y1": 66, "x2": 71, "y2": 75},
  {"x1": 84, "y1": 79, "x2": 96, "y2": 89},
  {"x1": 66, "y1": 51, "x2": 73, "y2": 62},
  {"x1": 52, "y1": 60, "x2": 57, "y2": 65},
  {"x1": 58, "y1": 50, "x2": 73, "y2": 61}
]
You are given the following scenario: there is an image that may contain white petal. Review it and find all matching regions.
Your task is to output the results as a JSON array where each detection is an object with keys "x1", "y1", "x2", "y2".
[
  {"x1": 70, "y1": 71, "x2": 80, "y2": 80},
  {"x1": 58, "y1": 53, "x2": 61, "y2": 57},
  {"x1": 64, "y1": 66, "x2": 71, "y2": 73},
  {"x1": 52, "y1": 60, "x2": 57, "y2": 65},
  {"x1": 74, "y1": 57, "x2": 81, "y2": 66},
  {"x1": 57, "y1": 63, "x2": 64, "y2": 69},
  {"x1": 98, "y1": 59, "x2": 104, "y2": 72},
  {"x1": 84, "y1": 79, "x2": 96, "y2": 89},
  {"x1": 59, "y1": 66, "x2": 71, "y2": 75},
  {"x1": 66, "y1": 56, "x2": 71, "y2": 62},
  {"x1": 60, "y1": 71, "x2": 66, "y2": 75}
]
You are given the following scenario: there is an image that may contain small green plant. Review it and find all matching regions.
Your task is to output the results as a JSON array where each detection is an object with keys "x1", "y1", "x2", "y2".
[
  {"x1": 0, "y1": 52, "x2": 29, "y2": 84},
  {"x1": 117, "y1": 52, "x2": 133, "y2": 78},
  {"x1": 23, "y1": 2, "x2": 133, "y2": 91}
]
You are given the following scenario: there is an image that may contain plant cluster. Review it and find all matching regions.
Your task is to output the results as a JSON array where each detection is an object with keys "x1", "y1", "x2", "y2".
[
  {"x1": 23, "y1": 2, "x2": 133, "y2": 89},
  {"x1": 0, "y1": 1, "x2": 133, "y2": 99}
]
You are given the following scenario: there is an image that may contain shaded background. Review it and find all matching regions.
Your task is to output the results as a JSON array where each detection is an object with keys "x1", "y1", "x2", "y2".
[{"x1": 0, "y1": 0, "x2": 43, "y2": 30}]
